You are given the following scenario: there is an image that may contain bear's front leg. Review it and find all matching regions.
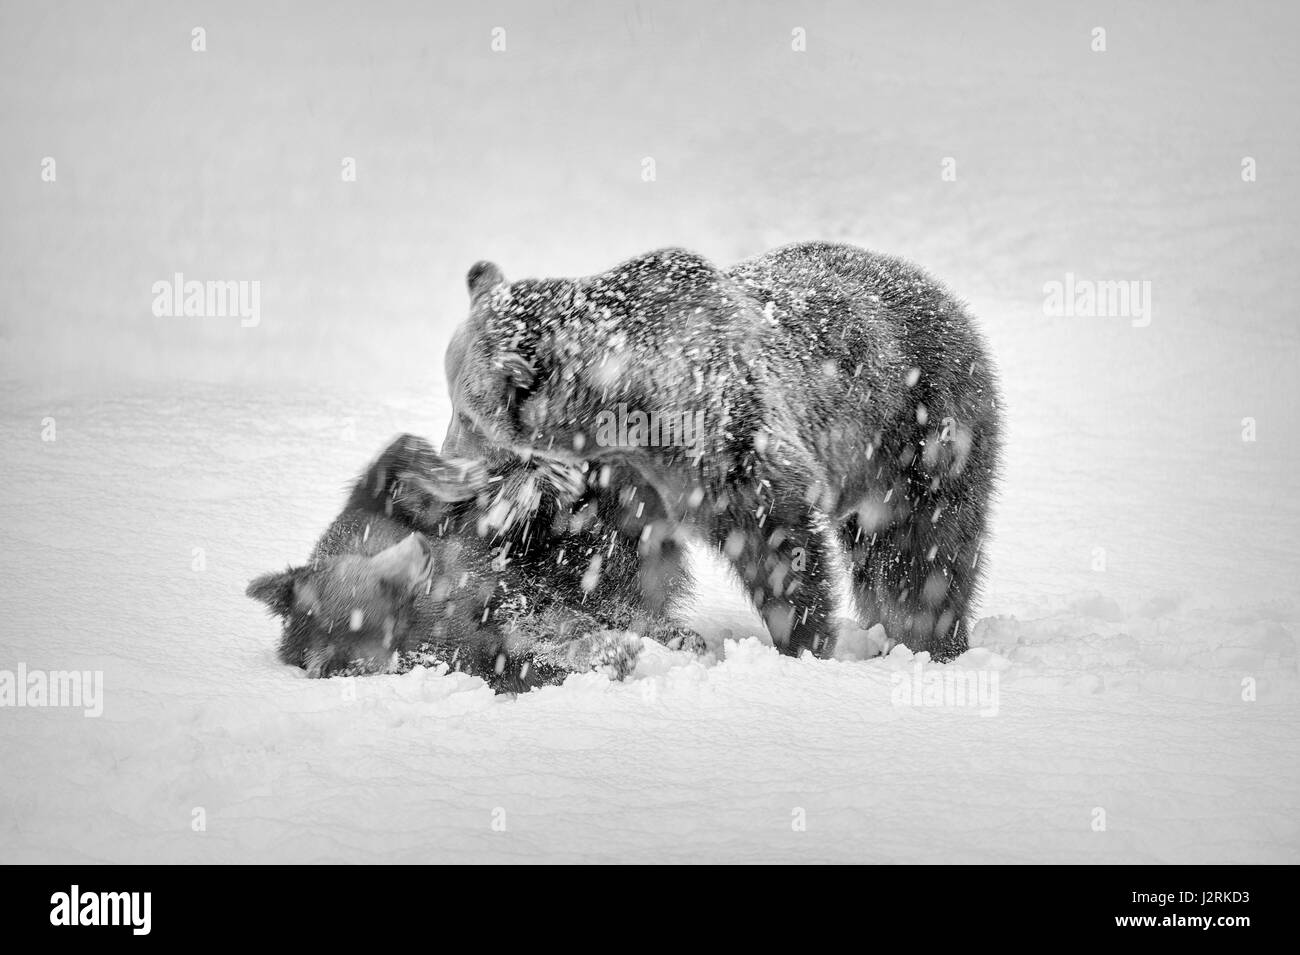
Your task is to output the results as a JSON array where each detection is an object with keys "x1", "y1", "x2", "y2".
[
  {"x1": 711, "y1": 479, "x2": 838, "y2": 658},
  {"x1": 609, "y1": 479, "x2": 694, "y2": 623}
]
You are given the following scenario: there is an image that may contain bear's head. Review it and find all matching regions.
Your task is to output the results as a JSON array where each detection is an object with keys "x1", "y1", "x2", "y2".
[
  {"x1": 247, "y1": 435, "x2": 500, "y2": 678},
  {"x1": 247, "y1": 530, "x2": 435, "y2": 678},
  {"x1": 448, "y1": 249, "x2": 750, "y2": 470},
  {"x1": 247, "y1": 432, "x2": 590, "y2": 678}
]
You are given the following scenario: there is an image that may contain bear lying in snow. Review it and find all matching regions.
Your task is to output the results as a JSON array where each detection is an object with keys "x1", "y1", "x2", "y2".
[
  {"x1": 447, "y1": 241, "x2": 1002, "y2": 661},
  {"x1": 247, "y1": 434, "x2": 701, "y2": 689}
]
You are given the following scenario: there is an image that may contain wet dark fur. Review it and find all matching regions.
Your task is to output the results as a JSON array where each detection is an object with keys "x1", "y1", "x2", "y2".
[
  {"x1": 248, "y1": 435, "x2": 696, "y2": 689},
  {"x1": 449, "y1": 241, "x2": 1001, "y2": 660}
]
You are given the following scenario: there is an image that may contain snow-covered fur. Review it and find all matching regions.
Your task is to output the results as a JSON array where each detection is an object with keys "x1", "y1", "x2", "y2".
[
  {"x1": 444, "y1": 342, "x2": 695, "y2": 626},
  {"x1": 449, "y1": 241, "x2": 1002, "y2": 660},
  {"x1": 247, "y1": 434, "x2": 696, "y2": 688}
]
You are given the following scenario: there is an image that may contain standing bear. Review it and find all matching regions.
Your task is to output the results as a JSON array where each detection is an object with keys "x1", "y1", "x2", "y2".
[{"x1": 447, "y1": 241, "x2": 1001, "y2": 660}]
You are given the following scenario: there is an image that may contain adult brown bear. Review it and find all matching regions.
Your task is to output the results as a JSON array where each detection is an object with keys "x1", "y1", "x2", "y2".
[{"x1": 446, "y1": 241, "x2": 1001, "y2": 661}]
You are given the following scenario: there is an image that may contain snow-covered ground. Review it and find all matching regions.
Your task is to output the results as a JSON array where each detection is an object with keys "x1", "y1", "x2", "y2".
[{"x1": 1, "y1": 1, "x2": 1297, "y2": 862}]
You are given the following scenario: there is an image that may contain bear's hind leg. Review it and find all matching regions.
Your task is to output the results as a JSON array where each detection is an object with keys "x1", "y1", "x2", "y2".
[{"x1": 841, "y1": 479, "x2": 989, "y2": 661}]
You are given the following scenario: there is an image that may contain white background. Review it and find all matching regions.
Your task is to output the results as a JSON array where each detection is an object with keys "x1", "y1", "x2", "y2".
[{"x1": 0, "y1": 1, "x2": 1296, "y2": 862}]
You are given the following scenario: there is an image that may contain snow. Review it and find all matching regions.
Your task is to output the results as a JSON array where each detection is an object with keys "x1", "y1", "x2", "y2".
[
  {"x1": 2, "y1": 382, "x2": 1295, "y2": 863},
  {"x1": 1, "y1": 1, "x2": 1298, "y2": 863}
]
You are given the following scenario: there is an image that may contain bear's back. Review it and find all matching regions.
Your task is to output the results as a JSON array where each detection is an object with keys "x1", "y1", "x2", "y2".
[{"x1": 727, "y1": 240, "x2": 998, "y2": 434}]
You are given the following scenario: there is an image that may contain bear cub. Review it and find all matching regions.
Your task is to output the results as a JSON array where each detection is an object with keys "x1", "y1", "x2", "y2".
[{"x1": 247, "y1": 434, "x2": 699, "y2": 689}]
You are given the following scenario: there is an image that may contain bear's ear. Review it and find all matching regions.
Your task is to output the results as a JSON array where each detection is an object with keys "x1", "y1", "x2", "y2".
[
  {"x1": 362, "y1": 433, "x2": 442, "y2": 500},
  {"x1": 467, "y1": 261, "x2": 506, "y2": 303},
  {"x1": 246, "y1": 569, "x2": 301, "y2": 617}
]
